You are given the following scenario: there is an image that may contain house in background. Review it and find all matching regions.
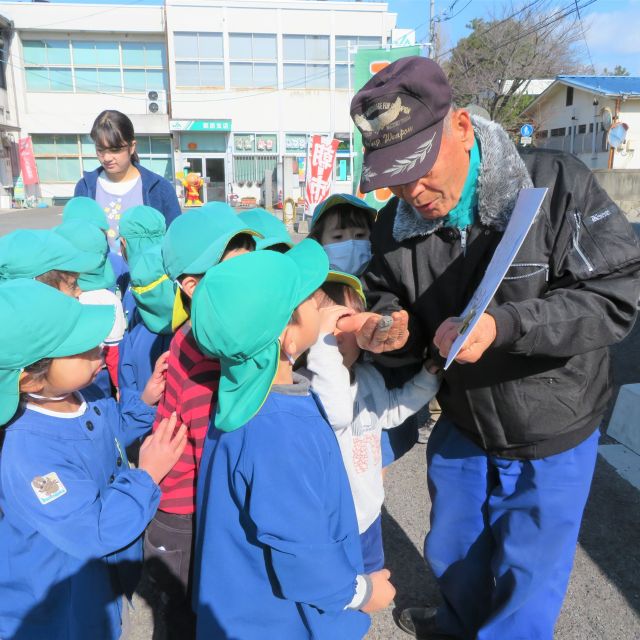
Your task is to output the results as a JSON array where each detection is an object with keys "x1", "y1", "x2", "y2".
[{"x1": 522, "y1": 76, "x2": 640, "y2": 170}]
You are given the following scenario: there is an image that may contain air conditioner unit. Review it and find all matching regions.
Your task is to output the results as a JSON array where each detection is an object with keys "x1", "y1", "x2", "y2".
[{"x1": 147, "y1": 90, "x2": 167, "y2": 115}]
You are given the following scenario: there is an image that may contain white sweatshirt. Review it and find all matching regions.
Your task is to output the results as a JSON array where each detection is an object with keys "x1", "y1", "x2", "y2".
[{"x1": 301, "y1": 333, "x2": 440, "y2": 533}]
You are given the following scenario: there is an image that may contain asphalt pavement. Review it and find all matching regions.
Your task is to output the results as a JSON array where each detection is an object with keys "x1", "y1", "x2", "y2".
[{"x1": 2, "y1": 206, "x2": 639, "y2": 639}]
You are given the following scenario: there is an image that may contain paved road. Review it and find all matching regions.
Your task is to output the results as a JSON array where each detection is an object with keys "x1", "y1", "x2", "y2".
[{"x1": 3, "y1": 207, "x2": 639, "y2": 638}]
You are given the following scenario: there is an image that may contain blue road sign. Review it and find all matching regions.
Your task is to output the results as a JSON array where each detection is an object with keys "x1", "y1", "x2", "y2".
[{"x1": 520, "y1": 124, "x2": 534, "y2": 137}]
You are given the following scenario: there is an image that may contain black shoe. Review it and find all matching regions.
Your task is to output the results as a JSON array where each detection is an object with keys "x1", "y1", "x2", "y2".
[
  {"x1": 396, "y1": 607, "x2": 454, "y2": 639},
  {"x1": 417, "y1": 417, "x2": 437, "y2": 444}
]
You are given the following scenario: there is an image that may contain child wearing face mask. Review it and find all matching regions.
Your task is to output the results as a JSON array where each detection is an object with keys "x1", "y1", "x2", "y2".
[{"x1": 308, "y1": 194, "x2": 377, "y2": 276}]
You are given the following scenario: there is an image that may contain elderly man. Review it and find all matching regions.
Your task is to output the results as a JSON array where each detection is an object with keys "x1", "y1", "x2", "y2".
[{"x1": 347, "y1": 56, "x2": 640, "y2": 639}]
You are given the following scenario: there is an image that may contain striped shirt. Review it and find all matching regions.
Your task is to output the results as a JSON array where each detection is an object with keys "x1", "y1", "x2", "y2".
[{"x1": 152, "y1": 323, "x2": 220, "y2": 514}]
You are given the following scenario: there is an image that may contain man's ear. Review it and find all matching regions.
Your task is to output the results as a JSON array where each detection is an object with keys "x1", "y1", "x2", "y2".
[
  {"x1": 19, "y1": 370, "x2": 45, "y2": 394},
  {"x1": 180, "y1": 275, "x2": 200, "y2": 299},
  {"x1": 453, "y1": 109, "x2": 474, "y2": 152}
]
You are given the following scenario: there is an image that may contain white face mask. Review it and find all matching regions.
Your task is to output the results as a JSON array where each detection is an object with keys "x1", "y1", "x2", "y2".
[{"x1": 323, "y1": 239, "x2": 372, "y2": 276}]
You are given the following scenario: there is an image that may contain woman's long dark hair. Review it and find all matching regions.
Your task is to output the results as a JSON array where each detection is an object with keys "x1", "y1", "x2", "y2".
[{"x1": 90, "y1": 110, "x2": 140, "y2": 163}]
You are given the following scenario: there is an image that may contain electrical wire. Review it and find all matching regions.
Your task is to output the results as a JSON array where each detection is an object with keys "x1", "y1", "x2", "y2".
[{"x1": 573, "y1": 0, "x2": 595, "y2": 73}]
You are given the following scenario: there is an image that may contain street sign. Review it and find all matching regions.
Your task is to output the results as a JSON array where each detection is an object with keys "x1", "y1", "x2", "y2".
[
  {"x1": 520, "y1": 136, "x2": 533, "y2": 146},
  {"x1": 520, "y1": 124, "x2": 534, "y2": 137}
]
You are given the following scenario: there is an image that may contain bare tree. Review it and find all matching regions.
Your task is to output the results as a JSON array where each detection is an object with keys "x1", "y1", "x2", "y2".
[{"x1": 443, "y1": 0, "x2": 591, "y2": 129}]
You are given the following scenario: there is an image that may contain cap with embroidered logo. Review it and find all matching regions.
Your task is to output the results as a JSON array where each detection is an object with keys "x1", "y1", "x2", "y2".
[{"x1": 350, "y1": 56, "x2": 452, "y2": 193}]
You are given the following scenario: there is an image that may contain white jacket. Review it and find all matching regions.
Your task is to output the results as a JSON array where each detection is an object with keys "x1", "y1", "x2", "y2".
[{"x1": 301, "y1": 333, "x2": 440, "y2": 532}]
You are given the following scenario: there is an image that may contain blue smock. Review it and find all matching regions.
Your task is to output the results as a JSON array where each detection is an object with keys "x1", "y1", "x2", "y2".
[
  {"x1": 194, "y1": 385, "x2": 370, "y2": 640},
  {"x1": 0, "y1": 395, "x2": 159, "y2": 640}
]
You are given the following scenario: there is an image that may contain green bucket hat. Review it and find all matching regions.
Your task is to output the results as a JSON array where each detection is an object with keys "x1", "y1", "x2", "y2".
[
  {"x1": 0, "y1": 278, "x2": 115, "y2": 425},
  {"x1": 162, "y1": 201, "x2": 262, "y2": 330},
  {"x1": 238, "y1": 209, "x2": 293, "y2": 251},
  {"x1": 326, "y1": 270, "x2": 366, "y2": 304},
  {"x1": 191, "y1": 238, "x2": 329, "y2": 432},
  {"x1": 119, "y1": 205, "x2": 166, "y2": 262},
  {"x1": 0, "y1": 228, "x2": 103, "y2": 282},
  {"x1": 130, "y1": 246, "x2": 174, "y2": 335},
  {"x1": 310, "y1": 193, "x2": 377, "y2": 231},
  {"x1": 62, "y1": 196, "x2": 109, "y2": 231},
  {"x1": 53, "y1": 220, "x2": 116, "y2": 292}
]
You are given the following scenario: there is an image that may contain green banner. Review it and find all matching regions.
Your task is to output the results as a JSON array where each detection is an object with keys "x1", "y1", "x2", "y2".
[{"x1": 352, "y1": 45, "x2": 421, "y2": 208}]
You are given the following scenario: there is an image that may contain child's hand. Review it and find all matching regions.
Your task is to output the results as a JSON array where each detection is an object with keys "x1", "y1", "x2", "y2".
[
  {"x1": 319, "y1": 305, "x2": 354, "y2": 335},
  {"x1": 139, "y1": 412, "x2": 187, "y2": 485},
  {"x1": 361, "y1": 569, "x2": 396, "y2": 613},
  {"x1": 141, "y1": 351, "x2": 170, "y2": 406}
]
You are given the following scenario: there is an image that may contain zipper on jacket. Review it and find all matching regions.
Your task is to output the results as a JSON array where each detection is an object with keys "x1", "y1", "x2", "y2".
[
  {"x1": 572, "y1": 211, "x2": 594, "y2": 272},
  {"x1": 460, "y1": 227, "x2": 467, "y2": 255}
]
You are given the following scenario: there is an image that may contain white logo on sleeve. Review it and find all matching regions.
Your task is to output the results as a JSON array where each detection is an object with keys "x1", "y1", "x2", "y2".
[{"x1": 31, "y1": 472, "x2": 67, "y2": 505}]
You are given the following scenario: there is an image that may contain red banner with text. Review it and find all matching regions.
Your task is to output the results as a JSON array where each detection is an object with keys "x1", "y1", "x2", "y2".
[
  {"x1": 18, "y1": 137, "x2": 39, "y2": 186},
  {"x1": 304, "y1": 135, "x2": 339, "y2": 214}
]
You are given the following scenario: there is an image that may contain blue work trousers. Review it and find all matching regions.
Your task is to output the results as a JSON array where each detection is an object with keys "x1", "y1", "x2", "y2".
[{"x1": 425, "y1": 417, "x2": 599, "y2": 640}]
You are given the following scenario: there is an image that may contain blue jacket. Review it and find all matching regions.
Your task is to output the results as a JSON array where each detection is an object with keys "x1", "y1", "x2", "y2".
[
  {"x1": 194, "y1": 385, "x2": 370, "y2": 640},
  {"x1": 0, "y1": 395, "x2": 159, "y2": 640},
  {"x1": 119, "y1": 322, "x2": 172, "y2": 402},
  {"x1": 74, "y1": 162, "x2": 181, "y2": 227}
]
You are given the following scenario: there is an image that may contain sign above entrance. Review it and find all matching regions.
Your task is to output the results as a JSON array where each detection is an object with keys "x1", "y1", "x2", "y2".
[{"x1": 170, "y1": 120, "x2": 232, "y2": 132}]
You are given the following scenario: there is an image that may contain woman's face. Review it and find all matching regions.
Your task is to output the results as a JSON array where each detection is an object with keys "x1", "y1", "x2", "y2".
[{"x1": 95, "y1": 138, "x2": 136, "y2": 176}]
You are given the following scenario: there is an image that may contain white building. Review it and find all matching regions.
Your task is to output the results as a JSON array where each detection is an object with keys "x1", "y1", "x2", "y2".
[
  {"x1": 0, "y1": 0, "x2": 402, "y2": 206},
  {"x1": 522, "y1": 76, "x2": 640, "y2": 170}
]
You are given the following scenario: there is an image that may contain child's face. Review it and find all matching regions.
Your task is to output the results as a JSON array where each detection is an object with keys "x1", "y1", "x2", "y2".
[
  {"x1": 290, "y1": 297, "x2": 321, "y2": 357},
  {"x1": 35, "y1": 346, "x2": 103, "y2": 396},
  {"x1": 334, "y1": 328, "x2": 361, "y2": 369},
  {"x1": 319, "y1": 211, "x2": 371, "y2": 246}
]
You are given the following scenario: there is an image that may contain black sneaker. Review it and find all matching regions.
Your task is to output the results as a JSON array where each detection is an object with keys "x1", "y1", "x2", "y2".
[
  {"x1": 417, "y1": 417, "x2": 437, "y2": 444},
  {"x1": 396, "y1": 607, "x2": 455, "y2": 639}
]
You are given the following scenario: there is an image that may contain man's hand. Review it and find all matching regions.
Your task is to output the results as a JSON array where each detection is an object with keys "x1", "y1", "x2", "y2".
[
  {"x1": 337, "y1": 310, "x2": 409, "y2": 354},
  {"x1": 141, "y1": 351, "x2": 169, "y2": 406},
  {"x1": 433, "y1": 313, "x2": 497, "y2": 364}
]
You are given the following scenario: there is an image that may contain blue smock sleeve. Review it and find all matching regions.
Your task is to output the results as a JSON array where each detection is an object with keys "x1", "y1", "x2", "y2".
[
  {"x1": 245, "y1": 422, "x2": 358, "y2": 613},
  {"x1": 107, "y1": 394, "x2": 155, "y2": 448},
  {"x1": 1, "y1": 431, "x2": 160, "y2": 561}
]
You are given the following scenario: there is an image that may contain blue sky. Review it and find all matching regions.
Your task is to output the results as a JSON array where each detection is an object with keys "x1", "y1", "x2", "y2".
[{"x1": 4, "y1": 0, "x2": 638, "y2": 74}]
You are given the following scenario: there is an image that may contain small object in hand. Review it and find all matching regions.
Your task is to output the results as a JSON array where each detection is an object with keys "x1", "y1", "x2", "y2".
[{"x1": 377, "y1": 315, "x2": 393, "y2": 331}]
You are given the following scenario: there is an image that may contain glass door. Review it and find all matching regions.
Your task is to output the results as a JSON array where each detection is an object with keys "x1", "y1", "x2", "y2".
[{"x1": 204, "y1": 157, "x2": 226, "y2": 203}]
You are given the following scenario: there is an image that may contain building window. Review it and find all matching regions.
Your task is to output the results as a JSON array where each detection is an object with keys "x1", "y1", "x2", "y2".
[
  {"x1": 174, "y1": 32, "x2": 224, "y2": 87},
  {"x1": 283, "y1": 35, "x2": 329, "y2": 89},
  {"x1": 577, "y1": 124, "x2": 587, "y2": 134},
  {"x1": 23, "y1": 39, "x2": 166, "y2": 93},
  {"x1": 233, "y1": 133, "x2": 278, "y2": 183},
  {"x1": 334, "y1": 35, "x2": 381, "y2": 89},
  {"x1": 565, "y1": 86, "x2": 573, "y2": 106},
  {"x1": 550, "y1": 127, "x2": 566, "y2": 137},
  {"x1": 537, "y1": 130, "x2": 548, "y2": 139},
  {"x1": 229, "y1": 33, "x2": 277, "y2": 88},
  {"x1": 32, "y1": 134, "x2": 173, "y2": 182}
]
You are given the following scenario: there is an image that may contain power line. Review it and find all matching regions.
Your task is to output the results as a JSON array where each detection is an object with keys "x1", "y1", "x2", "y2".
[{"x1": 573, "y1": 0, "x2": 595, "y2": 73}]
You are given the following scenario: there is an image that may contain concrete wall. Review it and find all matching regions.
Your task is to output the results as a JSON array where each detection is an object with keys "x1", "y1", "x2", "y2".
[{"x1": 593, "y1": 169, "x2": 640, "y2": 217}]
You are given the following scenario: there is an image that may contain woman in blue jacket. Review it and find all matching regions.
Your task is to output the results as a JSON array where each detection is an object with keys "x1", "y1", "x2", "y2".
[{"x1": 75, "y1": 110, "x2": 181, "y2": 298}]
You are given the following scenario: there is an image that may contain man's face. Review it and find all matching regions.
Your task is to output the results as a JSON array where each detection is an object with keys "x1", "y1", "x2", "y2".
[{"x1": 389, "y1": 110, "x2": 474, "y2": 220}]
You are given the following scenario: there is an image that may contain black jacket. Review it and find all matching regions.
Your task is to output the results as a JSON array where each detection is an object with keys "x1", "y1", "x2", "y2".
[{"x1": 364, "y1": 118, "x2": 640, "y2": 459}]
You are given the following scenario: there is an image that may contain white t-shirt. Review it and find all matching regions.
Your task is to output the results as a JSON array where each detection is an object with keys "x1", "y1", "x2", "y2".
[{"x1": 300, "y1": 333, "x2": 440, "y2": 533}]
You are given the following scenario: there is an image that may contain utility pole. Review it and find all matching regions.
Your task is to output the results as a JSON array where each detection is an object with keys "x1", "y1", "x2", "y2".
[{"x1": 429, "y1": 0, "x2": 435, "y2": 58}]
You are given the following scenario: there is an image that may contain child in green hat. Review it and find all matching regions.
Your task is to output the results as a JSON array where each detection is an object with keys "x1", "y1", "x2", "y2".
[
  {"x1": 0, "y1": 278, "x2": 187, "y2": 640},
  {"x1": 0, "y1": 227, "x2": 103, "y2": 297},
  {"x1": 144, "y1": 201, "x2": 261, "y2": 631},
  {"x1": 300, "y1": 273, "x2": 440, "y2": 575},
  {"x1": 54, "y1": 219, "x2": 127, "y2": 397},
  {"x1": 190, "y1": 239, "x2": 395, "y2": 639},
  {"x1": 119, "y1": 245, "x2": 173, "y2": 427}
]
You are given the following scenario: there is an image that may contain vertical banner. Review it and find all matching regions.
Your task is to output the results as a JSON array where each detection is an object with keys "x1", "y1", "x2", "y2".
[
  {"x1": 304, "y1": 135, "x2": 339, "y2": 214},
  {"x1": 352, "y1": 45, "x2": 420, "y2": 208},
  {"x1": 18, "y1": 137, "x2": 39, "y2": 186}
]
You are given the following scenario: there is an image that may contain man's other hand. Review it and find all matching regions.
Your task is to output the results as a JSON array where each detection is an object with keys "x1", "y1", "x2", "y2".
[{"x1": 434, "y1": 313, "x2": 497, "y2": 364}]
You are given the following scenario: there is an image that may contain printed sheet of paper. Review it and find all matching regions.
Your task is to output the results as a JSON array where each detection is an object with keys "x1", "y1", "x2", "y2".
[{"x1": 444, "y1": 187, "x2": 548, "y2": 370}]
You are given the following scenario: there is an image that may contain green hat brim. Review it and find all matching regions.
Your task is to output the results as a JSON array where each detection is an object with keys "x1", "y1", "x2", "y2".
[
  {"x1": 181, "y1": 228, "x2": 261, "y2": 277},
  {"x1": 256, "y1": 236, "x2": 294, "y2": 251},
  {"x1": 215, "y1": 341, "x2": 280, "y2": 432},
  {"x1": 310, "y1": 193, "x2": 377, "y2": 230},
  {"x1": 326, "y1": 270, "x2": 366, "y2": 304},
  {"x1": 0, "y1": 303, "x2": 114, "y2": 426}
]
